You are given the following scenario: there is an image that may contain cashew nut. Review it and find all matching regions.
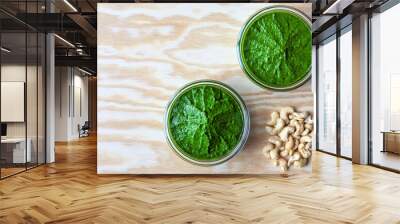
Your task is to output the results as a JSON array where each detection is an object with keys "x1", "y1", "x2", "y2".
[
  {"x1": 263, "y1": 143, "x2": 274, "y2": 152},
  {"x1": 268, "y1": 136, "x2": 282, "y2": 148},
  {"x1": 279, "y1": 126, "x2": 295, "y2": 141},
  {"x1": 267, "y1": 111, "x2": 280, "y2": 126},
  {"x1": 266, "y1": 118, "x2": 285, "y2": 135},
  {"x1": 269, "y1": 148, "x2": 279, "y2": 160},
  {"x1": 301, "y1": 128, "x2": 311, "y2": 136},
  {"x1": 291, "y1": 111, "x2": 309, "y2": 120},
  {"x1": 305, "y1": 123, "x2": 313, "y2": 131},
  {"x1": 274, "y1": 119, "x2": 285, "y2": 135},
  {"x1": 292, "y1": 120, "x2": 304, "y2": 138},
  {"x1": 284, "y1": 135, "x2": 294, "y2": 151},
  {"x1": 280, "y1": 149, "x2": 289, "y2": 157},
  {"x1": 265, "y1": 126, "x2": 274, "y2": 135},
  {"x1": 262, "y1": 143, "x2": 275, "y2": 159},
  {"x1": 293, "y1": 158, "x2": 307, "y2": 168},
  {"x1": 305, "y1": 115, "x2": 313, "y2": 124},
  {"x1": 305, "y1": 142, "x2": 311, "y2": 151},
  {"x1": 288, "y1": 151, "x2": 301, "y2": 166},
  {"x1": 278, "y1": 158, "x2": 288, "y2": 172},
  {"x1": 294, "y1": 138, "x2": 300, "y2": 150},
  {"x1": 298, "y1": 144, "x2": 311, "y2": 159},
  {"x1": 300, "y1": 135, "x2": 312, "y2": 143},
  {"x1": 280, "y1": 107, "x2": 294, "y2": 124}
]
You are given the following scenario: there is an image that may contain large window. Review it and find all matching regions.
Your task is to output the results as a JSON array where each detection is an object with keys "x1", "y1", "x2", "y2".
[
  {"x1": 0, "y1": 2, "x2": 46, "y2": 179},
  {"x1": 317, "y1": 36, "x2": 337, "y2": 154},
  {"x1": 370, "y1": 3, "x2": 400, "y2": 171},
  {"x1": 317, "y1": 26, "x2": 353, "y2": 159},
  {"x1": 339, "y1": 27, "x2": 352, "y2": 158}
]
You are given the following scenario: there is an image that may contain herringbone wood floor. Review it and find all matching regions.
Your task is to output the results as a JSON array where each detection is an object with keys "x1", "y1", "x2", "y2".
[{"x1": 1, "y1": 135, "x2": 400, "y2": 224}]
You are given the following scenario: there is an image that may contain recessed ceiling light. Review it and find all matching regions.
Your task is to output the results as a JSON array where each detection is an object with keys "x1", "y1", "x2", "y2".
[
  {"x1": 54, "y1": 34, "x2": 75, "y2": 48},
  {"x1": 323, "y1": 0, "x2": 355, "y2": 15},
  {"x1": 1, "y1": 47, "x2": 11, "y2": 53},
  {"x1": 63, "y1": 0, "x2": 78, "y2": 12},
  {"x1": 78, "y1": 67, "x2": 93, "y2": 76}
]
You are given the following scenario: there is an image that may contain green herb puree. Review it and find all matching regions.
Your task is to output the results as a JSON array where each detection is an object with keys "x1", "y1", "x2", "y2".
[
  {"x1": 169, "y1": 85, "x2": 243, "y2": 160},
  {"x1": 242, "y1": 10, "x2": 311, "y2": 88}
]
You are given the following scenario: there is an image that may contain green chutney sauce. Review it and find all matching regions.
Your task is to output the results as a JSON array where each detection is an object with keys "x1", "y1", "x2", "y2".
[
  {"x1": 168, "y1": 85, "x2": 244, "y2": 161},
  {"x1": 240, "y1": 9, "x2": 311, "y2": 89}
]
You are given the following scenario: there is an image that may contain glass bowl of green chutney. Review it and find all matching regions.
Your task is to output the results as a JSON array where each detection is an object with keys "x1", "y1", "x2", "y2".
[
  {"x1": 237, "y1": 6, "x2": 312, "y2": 91},
  {"x1": 165, "y1": 80, "x2": 250, "y2": 166}
]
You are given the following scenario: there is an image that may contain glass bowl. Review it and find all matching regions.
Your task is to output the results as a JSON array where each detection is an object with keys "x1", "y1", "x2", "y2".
[
  {"x1": 164, "y1": 80, "x2": 250, "y2": 166},
  {"x1": 237, "y1": 6, "x2": 312, "y2": 91}
]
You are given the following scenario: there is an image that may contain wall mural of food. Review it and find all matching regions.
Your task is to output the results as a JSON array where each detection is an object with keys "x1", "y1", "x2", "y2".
[{"x1": 98, "y1": 3, "x2": 313, "y2": 174}]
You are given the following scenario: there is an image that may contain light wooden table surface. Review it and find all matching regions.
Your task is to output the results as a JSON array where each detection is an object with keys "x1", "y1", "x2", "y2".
[{"x1": 97, "y1": 3, "x2": 313, "y2": 174}]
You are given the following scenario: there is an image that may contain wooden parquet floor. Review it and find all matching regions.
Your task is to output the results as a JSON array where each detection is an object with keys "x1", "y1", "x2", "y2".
[{"x1": 1, "y1": 135, "x2": 400, "y2": 224}]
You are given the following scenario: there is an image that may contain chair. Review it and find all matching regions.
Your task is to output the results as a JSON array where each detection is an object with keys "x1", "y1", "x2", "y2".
[{"x1": 79, "y1": 121, "x2": 90, "y2": 138}]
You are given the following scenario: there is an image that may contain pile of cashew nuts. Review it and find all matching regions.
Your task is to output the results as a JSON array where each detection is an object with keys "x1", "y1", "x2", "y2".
[{"x1": 262, "y1": 107, "x2": 313, "y2": 172}]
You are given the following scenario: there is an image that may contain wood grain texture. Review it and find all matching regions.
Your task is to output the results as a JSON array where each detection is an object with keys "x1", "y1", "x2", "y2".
[
  {"x1": 97, "y1": 3, "x2": 314, "y2": 174},
  {"x1": 1, "y1": 135, "x2": 400, "y2": 223}
]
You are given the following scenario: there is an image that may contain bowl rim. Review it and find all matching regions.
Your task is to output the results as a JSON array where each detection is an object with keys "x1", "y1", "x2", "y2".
[
  {"x1": 237, "y1": 5, "x2": 312, "y2": 91},
  {"x1": 164, "y1": 79, "x2": 250, "y2": 166}
]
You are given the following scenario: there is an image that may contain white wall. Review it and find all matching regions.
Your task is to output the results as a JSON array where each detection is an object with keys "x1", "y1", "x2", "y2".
[
  {"x1": 1, "y1": 65, "x2": 36, "y2": 138},
  {"x1": 55, "y1": 67, "x2": 89, "y2": 141},
  {"x1": 55, "y1": 66, "x2": 70, "y2": 141},
  {"x1": 1, "y1": 63, "x2": 46, "y2": 164},
  {"x1": 71, "y1": 73, "x2": 89, "y2": 138}
]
